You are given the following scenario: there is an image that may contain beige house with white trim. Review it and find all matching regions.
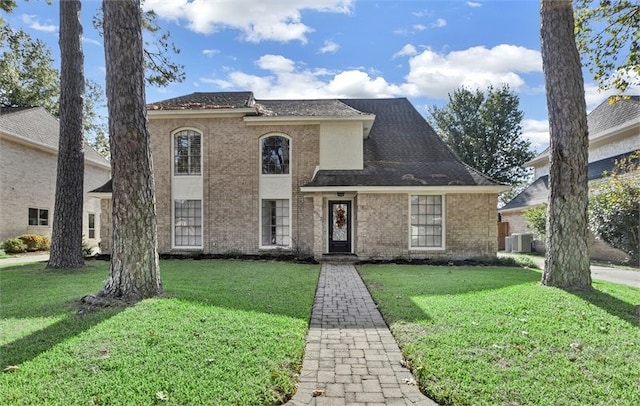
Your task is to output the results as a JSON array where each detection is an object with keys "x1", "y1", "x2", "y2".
[{"x1": 0, "y1": 107, "x2": 111, "y2": 248}]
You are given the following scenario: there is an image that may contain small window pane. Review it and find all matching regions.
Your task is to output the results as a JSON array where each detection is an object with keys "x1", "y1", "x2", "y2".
[
  {"x1": 174, "y1": 200, "x2": 202, "y2": 247},
  {"x1": 174, "y1": 130, "x2": 202, "y2": 175},
  {"x1": 262, "y1": 199, "x2": 290, "y2": 246}
]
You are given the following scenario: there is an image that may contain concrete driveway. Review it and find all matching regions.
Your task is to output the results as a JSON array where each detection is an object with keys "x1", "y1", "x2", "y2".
[{"x1": 500, "y1": 252, "x2": 640, "y2": 288}]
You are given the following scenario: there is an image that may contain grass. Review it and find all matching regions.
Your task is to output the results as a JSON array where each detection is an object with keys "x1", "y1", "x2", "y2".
[
  {"x1": 0, "y1": 259, "x2": 319, "y2": 405},
  {"x1": 359, "y1": 264, "x2": 640, "y2": 406}
]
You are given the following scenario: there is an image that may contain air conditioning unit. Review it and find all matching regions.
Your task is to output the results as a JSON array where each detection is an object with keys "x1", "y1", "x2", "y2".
[
  {"x1": 512, "y1": 233, "x2": 532, "y2": 253},
  {"x1": 504, "y1": 236, "x2": 512, "y2": 252}
]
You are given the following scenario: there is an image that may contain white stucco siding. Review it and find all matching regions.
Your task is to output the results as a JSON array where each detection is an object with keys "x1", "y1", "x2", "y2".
[
  {"x1": 319, "y1": 122, "x2": 363, "y2": 170},
  {"x1": 589, "y1": 133, "x2": 640, "y2": 162}
]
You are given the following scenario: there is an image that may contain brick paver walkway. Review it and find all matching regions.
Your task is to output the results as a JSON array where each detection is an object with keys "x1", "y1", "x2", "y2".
[{"x1": 287, "y1": 263, "x2": 437, "y2": 406}]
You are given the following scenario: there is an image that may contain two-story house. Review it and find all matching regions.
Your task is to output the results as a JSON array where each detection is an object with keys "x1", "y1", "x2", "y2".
[
  {"x1": 92, "y1": 92, "x2": 508, "y2": 261},
  {"x1": 499, "y1": 96, "x2": 640, "y2": 261},
  {"x1": 0, "y1": 106, "x2": 111, "y2": 248}
]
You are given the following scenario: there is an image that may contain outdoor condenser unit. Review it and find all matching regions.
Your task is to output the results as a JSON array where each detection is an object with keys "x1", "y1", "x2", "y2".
[{"x1": 512, "y1": 233, "x2": 532, "y2": 253}]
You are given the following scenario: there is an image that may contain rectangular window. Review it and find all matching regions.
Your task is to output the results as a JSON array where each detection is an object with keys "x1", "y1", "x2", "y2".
[
  {"x1": 28, "y1": 208, "x2": 49, "y2": 226},
  {"x1": 410, "y1": 195, "x2": 443, "y2": 248},
  {"x1": 88, "y1": 213, "x2": 96, "y2": 239},
  {"x1": 261, "y1": 199, "x2": 290, "y2": 247},
  {"x1": 174, "y1": 200, "x2": 202, "y2": 247},
  {"x1": 174, "y1": 130, "x2": 201, "y2": 175}
]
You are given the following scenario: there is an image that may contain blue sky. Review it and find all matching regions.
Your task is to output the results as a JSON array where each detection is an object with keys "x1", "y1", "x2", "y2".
[{"x1": 4, "y1": 0, "x2": 634, "y2": 152}]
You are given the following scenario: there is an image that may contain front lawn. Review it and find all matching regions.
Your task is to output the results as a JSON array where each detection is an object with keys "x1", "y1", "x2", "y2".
[
  {"x1": 0, "y1": 259, "x2": 319, "y2": 405},
  {"x1": 359, "y1": 264, "x2": 640, "y2": 405}
]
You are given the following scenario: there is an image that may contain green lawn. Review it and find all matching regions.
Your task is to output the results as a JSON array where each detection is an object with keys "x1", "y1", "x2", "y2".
[
  {"x1": 359, "y1": 264, "x2": 640, "y2": 406},
  {"x1": 0, "y1": 259, "x2": 319, "y2": 405}
]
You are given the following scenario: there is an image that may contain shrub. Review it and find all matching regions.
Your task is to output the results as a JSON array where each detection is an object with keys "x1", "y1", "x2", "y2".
[
  {"x1": 588, "y1": 152, "x2": 640, "y2": 265},
  {"x1": 523, "y1": 204, "x2": 547, "y2": 239},
  {"x1": 17, "y1": 234, "x2": 51, "y2": 251},
  {"x1": 1, "y1": 238, "x2": 27, "y2": 254}
]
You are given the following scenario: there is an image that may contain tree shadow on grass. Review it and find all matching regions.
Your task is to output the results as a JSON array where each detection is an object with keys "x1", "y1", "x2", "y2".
[
  {"x1": 572, "y1": 288, "x2": 639, "y2": 327},
  {"x1": 0, "y1": 306, "x2": 123, "y2": 367}
]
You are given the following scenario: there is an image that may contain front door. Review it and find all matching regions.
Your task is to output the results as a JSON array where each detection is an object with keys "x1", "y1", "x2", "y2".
[{"x1": 328, "y1": 201, "x2": 351, "y2": 253}]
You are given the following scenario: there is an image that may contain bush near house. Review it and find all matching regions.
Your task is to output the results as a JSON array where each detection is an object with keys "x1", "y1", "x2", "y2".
[
  {"x1": 0, "y1": 235, "x2": 50, "y2": 254},
  {"x1": 1, "y1": 238, "x2": 27, "y2": 254}
]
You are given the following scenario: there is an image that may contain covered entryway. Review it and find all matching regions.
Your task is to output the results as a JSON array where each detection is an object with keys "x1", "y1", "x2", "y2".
[{"x1": 328, "y1": 201, "x2": 351, "y2": 253}]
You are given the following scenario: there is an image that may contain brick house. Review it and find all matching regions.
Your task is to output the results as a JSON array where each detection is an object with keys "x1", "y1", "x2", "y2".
[
  {"x1": 92, "y1": 92, "x2": 507, "y2": 260},
  {"x1": 499, "y1": 96, "x2": 640, "y2": 261},
  {"x1": 0, "y1": 107, "x2": 111, "y2": 247}
]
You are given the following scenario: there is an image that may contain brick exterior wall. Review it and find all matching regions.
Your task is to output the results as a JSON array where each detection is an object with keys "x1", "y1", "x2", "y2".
[
  {"x1": 149, "y1": 116, "x2": 320, "y2": 255},
  {"x1": 355, "y1": 192, "x2": 498, "y2": 260}
]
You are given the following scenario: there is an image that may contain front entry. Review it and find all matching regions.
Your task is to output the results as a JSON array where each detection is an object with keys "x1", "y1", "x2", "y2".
[{"x1": 328, "y1": 201, "x2": 351, "y2": 253}]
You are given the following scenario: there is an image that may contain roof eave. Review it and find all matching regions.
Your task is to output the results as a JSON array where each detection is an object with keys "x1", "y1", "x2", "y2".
[
  {"x1": 300, "y1": 185, "x2": 510, "y2": 194},
  {"x1": 147, "y1": 107, "x2": 258, "y2": 119}
]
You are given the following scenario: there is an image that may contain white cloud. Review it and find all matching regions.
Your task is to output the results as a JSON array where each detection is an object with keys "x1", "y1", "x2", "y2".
[
  {"x1": 82, "y1": 37, "x2": 102, "y2": 46},
  {"x1": 202, "y1": 49, "x2": 220, "y2": 57},
  {"x1": 522, "y1": 119, "x2": 549, "y2": 152},
  {"x1": 143, "y1": 0, "x2": 353, "y2": 43},
  {"x1": 393, "y1": 44, "x2": 418, "y2": 59},
  {"x1": 256, "y1": 54, "x2": 296, "y2": 73},
  {"x1": 403, "y1": 44, "x2": 542, "y2": 98},
  {"x1": 466, "y1": 2, "x2": 482, "y2": 7},
  {"x1": 413, "y1": 24, "x2": 427, "y2": 31},
  {"x1": 319, "y1": 40, "x2": 340, "y2": 54},
  {"x1": 21, "y1": 14, "x2": 57, "y2": 33},
  {"x1": 430, "y1": 18, "x2": 447, "y2": 28}
]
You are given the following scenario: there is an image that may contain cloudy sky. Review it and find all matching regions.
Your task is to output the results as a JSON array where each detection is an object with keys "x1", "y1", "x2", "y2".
[{"x1": 4, "y1": 0, "x2": 634, "y2": 152}]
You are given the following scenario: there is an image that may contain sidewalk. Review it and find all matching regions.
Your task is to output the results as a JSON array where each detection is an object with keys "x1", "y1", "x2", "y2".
[
  {"x1": 287, "y1": 263, "x2": 437, "y2": 406},
  {"x1": 0, "y1": 253, "x2": 50, "y2": 266}
]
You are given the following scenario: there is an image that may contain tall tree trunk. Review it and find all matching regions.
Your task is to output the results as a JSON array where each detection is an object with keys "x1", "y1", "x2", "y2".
[
  {"x1": 101, "y1": 0, "x2": 162, "y2": 300},
  {"x1": 47, "y1": 0, "x2": 85, "y2": 269},
  {"x1": 540, "y1": 0, "x2": 592, "y2": 290}
]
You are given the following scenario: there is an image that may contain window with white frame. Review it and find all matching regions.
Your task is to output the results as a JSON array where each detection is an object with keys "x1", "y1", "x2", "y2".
[
  {"x1": 261, "y1": 135, "x2": 289, "y2": 174},
  {"x1": 88, "y1": 213, "x2": 96, "y2": 239},
  {"x1": 174, "y1": 200, "x2": 202, "y2": 247},
  {"x1": 28, "y1": 208, "x2": 49, "y2": 226},
  {"x1": 174, "y1": 129, "x2": 201, "y2": 175},
  {"x1": 261, "y1": 199, "x2": 290, "y2": 247},
  {"x1": 410, "y1": 195, "x2": 443, "y2": 248}
]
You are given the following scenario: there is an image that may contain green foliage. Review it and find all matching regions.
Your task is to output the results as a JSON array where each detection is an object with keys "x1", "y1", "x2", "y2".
[
  {"x1": 360, "y1": 264, "x2": 640, "y2": 405},
  {"x1": 428, "y1": 85, "x2": 535, "y2": 189},
  {"x1": 1, "y1": 238, "x2": 26, "y2": 254},
  {"x1": 0, "y1": 26, "x2": 59, "y2": 115},
  {"x1": 575, "y1": 0, "x2": 640, "y2": 92},
  {"x1": 523, "y1": 204, "x2": 547, "y2": 239},
  {"x1": 588, "y1": 153, "x2": 640, "y2": 264},
  {"x1": 17, "y1": 234, "x2": 51, "y2": 251}
]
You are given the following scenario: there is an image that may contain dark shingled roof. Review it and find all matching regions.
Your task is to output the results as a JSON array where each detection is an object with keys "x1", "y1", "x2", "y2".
[
  {"x1": 255, "y1": 99, "x2": 368, "y2": 117},
  {"x1": 304, "y1": 98, "x2": 499, "y2": 187},
  {"x1": 90, "y1": 178, "x2": 112, "y2": 193},
  {"x1": 500, "y1": 152, "x2": 637, "y2": 211},
  {"x1": 147, "y1": 91, "x2": 256, "y2": 110},
  {"x1": 587, "y1": 96, "x2": 640, "y2": 136}
]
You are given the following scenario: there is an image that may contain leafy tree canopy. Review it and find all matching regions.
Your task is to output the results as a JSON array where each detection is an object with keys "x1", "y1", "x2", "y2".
[
  {"x1": 428, "y1": 84, "x2": 535, "y2": 189},
  {"x1": 575, "y1": 0, "x2": 640, "y2": 92}
]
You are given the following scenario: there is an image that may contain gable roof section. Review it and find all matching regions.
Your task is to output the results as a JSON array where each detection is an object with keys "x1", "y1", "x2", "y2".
[
  {"x1": 0, "y1": 106, "x2": 110, "y2": 169},
  {"x1": 526, "y1": 96, "x2": 640, "y2": 167},
  {"x1": 500, "y1": 151, "x2": 637, "y2": 211},
  {"x1": 303, "y1": 98, "x2": 502, "y2": 189}
]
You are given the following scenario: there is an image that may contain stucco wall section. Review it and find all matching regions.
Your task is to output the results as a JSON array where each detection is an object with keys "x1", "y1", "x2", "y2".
[{"x1": 149, "y1": 116, "x2": 320, "y2": 254}]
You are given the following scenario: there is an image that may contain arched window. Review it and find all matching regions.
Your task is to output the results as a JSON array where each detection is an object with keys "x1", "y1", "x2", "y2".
[
  {"x1": 261, "y1": 135, "x2": 289, "y2": 175},
  {"x1": 174, "y1": 129, "x2": 201, "y2": 175}
]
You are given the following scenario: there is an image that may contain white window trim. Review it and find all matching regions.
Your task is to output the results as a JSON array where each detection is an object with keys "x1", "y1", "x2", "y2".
[
  {"x1": 259, "y1": 198, "x2": 292, "y2": 250},
  {"x1": 408, "y1": 194, "x2": 446, "y2": 251},
  {"x1": 171, "y1": 199, "x2": 203, "y2": 250},
  {"x1": 258, "y1": 133, "x2": 292, "y2": 177},
  {"x1": 88, "y1": 212, "x2": 96, "y2": 239},
  {"x1": 171, "y1": 128, "x2": 203, "y2": 177}
]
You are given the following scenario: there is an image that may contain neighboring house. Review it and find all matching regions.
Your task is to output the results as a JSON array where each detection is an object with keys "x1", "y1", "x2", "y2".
[
  {"x1": 92, "y1": 91, "x2": 507, "y2": 261},
  {"x1": 0, "y1": 106, "x2": 111, "y2": 249},
  {"x1": 499, "y1": 96, "x2": 640, "y2": 261}
]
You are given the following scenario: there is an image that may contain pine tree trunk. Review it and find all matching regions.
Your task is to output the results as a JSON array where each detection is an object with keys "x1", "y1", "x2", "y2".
[
  {"x1": 540, "y1": 0, "x2": 592, "y2": 290},
  {"x1": 101, "y1": 0, "x2": 162, "y2": 300},
  {"x1": 47, "y1": 0, "x2": 85, "y2": 269}
]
